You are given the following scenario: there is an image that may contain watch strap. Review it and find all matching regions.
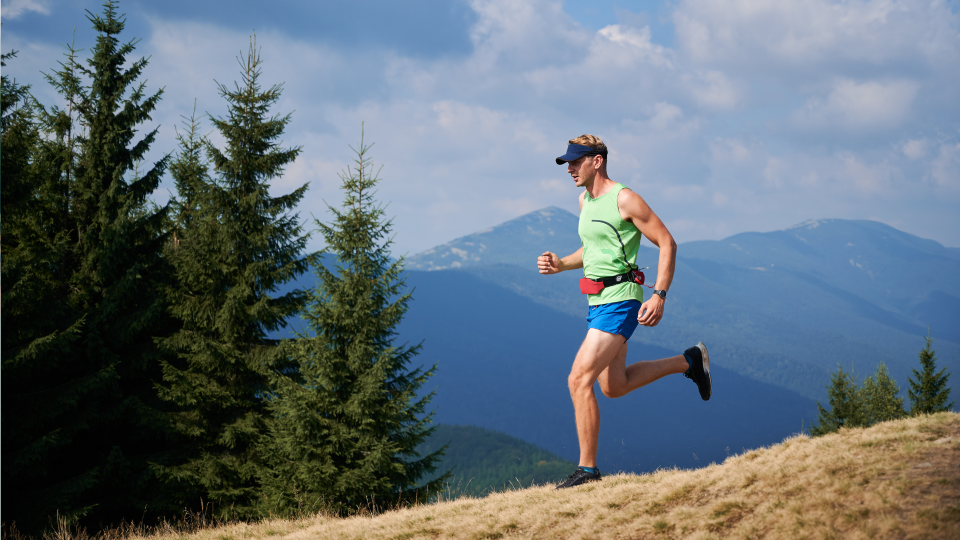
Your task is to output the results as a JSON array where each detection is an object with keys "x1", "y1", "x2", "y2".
[{"x1": 653, "y1": 289, "x2": 667, "y2": 299}]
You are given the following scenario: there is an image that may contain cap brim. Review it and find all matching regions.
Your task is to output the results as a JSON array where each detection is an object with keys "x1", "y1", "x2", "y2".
[{"x1": 555, "y1": 153, "x2": 579, "y2": 165}]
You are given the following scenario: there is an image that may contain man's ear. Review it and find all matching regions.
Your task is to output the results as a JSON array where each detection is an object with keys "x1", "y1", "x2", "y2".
[{"x1": 594, "y1": 154, "x2": 604, "y2": 170}]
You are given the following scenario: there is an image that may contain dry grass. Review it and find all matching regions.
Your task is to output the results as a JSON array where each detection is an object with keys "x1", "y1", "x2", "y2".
[{"x1": 10, "y1": 412, "x2": 960, "y2": 540}]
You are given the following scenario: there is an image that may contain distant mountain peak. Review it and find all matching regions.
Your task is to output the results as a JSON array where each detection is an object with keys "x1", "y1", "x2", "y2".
[
  {"x1": 407, "y1": 206, "x2": 581, "y2": 271},
  {"x1": 786, "y1": 219, "x2": 827, "y2": 230}
]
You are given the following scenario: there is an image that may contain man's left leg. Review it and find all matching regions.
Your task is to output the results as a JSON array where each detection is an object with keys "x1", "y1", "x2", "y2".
[{"x1": 597, "y1": 351, "x2": 689, "y2": 399}]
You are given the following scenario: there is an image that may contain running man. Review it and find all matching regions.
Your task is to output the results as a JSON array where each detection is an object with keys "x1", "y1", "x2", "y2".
[{"x1": 538, "y1": 135, "x2": 712, "y2": 489}]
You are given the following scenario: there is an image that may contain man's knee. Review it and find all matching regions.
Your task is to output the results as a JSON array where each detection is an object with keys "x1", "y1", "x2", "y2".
[
  {"x1": 568, "y1": 370, "x2": 594, "y2": 395},
  {"x1": 599, "y1": 382, "x2": 626, "y2": 399}
]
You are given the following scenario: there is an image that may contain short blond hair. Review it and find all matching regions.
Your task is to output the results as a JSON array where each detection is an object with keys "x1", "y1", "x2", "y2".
[{"x1": 569, "y1": 134, "x2": 607, "y2": 154}]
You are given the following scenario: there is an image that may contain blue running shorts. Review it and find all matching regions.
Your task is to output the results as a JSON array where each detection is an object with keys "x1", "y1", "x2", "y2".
[{"x1": 586, "y1": 300, "x2": 642, "y2": 340}]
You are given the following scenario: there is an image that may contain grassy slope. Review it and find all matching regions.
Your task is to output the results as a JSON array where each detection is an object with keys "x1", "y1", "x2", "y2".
[{"x1": 138, "y1": 412, "x2": 960, "y2": 539}]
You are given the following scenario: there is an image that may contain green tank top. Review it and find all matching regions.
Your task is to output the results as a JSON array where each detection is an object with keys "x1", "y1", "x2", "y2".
[{"x1": 579, "y1": 183, "x2": 644, "y2": 306}]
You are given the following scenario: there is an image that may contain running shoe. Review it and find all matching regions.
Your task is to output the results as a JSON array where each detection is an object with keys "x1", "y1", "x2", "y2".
[
  {"x1": 555, "y1": 467, "x2": 602, "y2": 489},
  {"x1": 683, "y1": 342, "x2": 711, "y2": 401}
]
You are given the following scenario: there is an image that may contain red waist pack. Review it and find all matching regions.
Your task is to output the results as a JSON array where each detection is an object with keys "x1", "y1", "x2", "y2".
[
  {"x1": 579, "y1": 278, "x2": 604, "y2": 295},
  {"x1": 579, "y1": 270, "x2": 645, "y2": 295}
]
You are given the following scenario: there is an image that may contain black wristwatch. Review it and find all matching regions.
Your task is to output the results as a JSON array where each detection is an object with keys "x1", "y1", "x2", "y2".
[{"x1": 652, "y1": 289, "x2": 667, "y2": 300}]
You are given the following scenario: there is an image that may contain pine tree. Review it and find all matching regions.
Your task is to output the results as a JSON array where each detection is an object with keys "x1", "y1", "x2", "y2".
[
  {"x1": 860, "y1": 363, "x2": 906, "y2": 426},
  {"x1": 1, "y1": 49, "x2": 38, "y2": 221},
  {"x1": 908, "y1": 337, "x2": 954, "y2": 415},
  {"x1": 1, "y1": 45, "x2": 91, "y2": 533},
  {"x1": 260, "y1": 131, "x2": 446, "y2": 516},
  {"x1": 2, "y1": 2, "x2": 177, "y2": 531},
  {"x1": 810, "y1": 362, "x2": 865, "y2": 436},
  {"x1": 157, "y1": 37, "x2": 309, "y2": 517}
]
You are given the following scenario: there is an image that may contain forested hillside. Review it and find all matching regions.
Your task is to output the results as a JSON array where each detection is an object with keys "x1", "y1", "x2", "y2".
[
  {"x1": 415, "y1": 425, "x2": 574, "y2": 496},
  {"x1": 1, "y1": 3, "x2": 439, "y2": 533}
]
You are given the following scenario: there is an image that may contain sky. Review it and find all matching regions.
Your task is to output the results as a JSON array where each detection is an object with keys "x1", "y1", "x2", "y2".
[{"x1": 3, "y1": 0, "x2": 959, "y2": 256}]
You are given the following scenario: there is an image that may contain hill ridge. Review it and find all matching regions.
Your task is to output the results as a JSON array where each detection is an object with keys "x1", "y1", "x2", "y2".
[{"x1": 136, "y1": 412, "x2": 960, "y2": 540}]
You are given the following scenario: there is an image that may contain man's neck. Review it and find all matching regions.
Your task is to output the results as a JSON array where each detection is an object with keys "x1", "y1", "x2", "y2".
[{"x1": 584, "y1": 175, "x2": 616, "y2": 199}]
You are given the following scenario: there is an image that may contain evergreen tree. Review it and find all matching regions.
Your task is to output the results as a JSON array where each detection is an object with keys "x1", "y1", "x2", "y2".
[
  {"x1": 260, "y1": 131, "x2": 445, "y2": 516},
  {"x1": 810, "y1": 362, "x2": 865, "y2": 436},
  {"x1": 2, "y1": 2, "x2": 176, "y2": 531},
  {"x1": 860, "y1": 363, "x2": 906, "y2": 426},
  {"x1": 2, "y1": 45, "x2": 90, "y2": 533},
  {"x1": 157, "y1": 37, "x2": 309, "y2": 517},
  {"x1": 1, "y1": 49, "x2": 38, "y2": 222},
  {"x1": 908, "y1": 337, "x2": 954, "y2": 415}
]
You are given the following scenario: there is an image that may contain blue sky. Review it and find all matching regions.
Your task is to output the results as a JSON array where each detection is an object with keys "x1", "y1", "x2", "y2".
[{"x1": 3, "y1": 0, "x2": 959, "y2": 255}]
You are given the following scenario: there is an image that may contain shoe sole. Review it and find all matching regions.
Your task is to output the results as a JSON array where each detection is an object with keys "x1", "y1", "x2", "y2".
[
  {"x1": 556, "y1": 476, "x2": 602, "y2": 489},
  {"x1": 697, "y1": 341, "x2": 711, "y2": 400}
]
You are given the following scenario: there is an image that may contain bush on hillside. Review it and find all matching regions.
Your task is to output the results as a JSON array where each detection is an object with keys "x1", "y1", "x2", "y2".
[
  {"x1": 860, "y1": 362, "x2": 907, "y2": 425},
  {"x1": 813, "y1": 336, "x2": 956, "y2": 436},
  {"x1": 812, "y1": 361, "x2": 909, "y2": 436},
  {"x1": 908, "y1": 337, "x2": 954, "y2": 415},
  {"x1": 811, "y1": 363, "x2": 865, "y2": 435}
]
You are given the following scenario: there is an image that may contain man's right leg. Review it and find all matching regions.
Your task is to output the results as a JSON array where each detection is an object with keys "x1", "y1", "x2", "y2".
[{"x1": 567, "y1": 329, "x2": 629, "y2": 469}]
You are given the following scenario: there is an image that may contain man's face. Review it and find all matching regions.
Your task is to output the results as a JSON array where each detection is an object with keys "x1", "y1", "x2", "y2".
[{"x1": 567, "y1": 155, "x2": 600, "y2": 187}]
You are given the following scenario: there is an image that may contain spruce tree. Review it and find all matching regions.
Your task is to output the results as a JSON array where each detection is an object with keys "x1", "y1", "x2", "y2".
[
  {"x1": 2, "y1": 2, "x2": 176, "y2": 531},
  {"x1": 2, "y1": 46, "x2": 90, "y2": 533},
  {"x1": 860, "y1": 363, "x2": 906, "y2": 426},
  {"x1": 157, "y1": 38, "x2": 309, "y2": 517},
  {"x1": 260, "y1": 131, "x2": 446, "y2": 516},
  {"x1": 908, "y1": 337, "x2": 954, "y2": 415},
  {"x1": 1, "y1": 49, "x2": 38, "y2": 221},
  {"x1": 810, "y1": 362, "x2": 865, "y2": 436}
]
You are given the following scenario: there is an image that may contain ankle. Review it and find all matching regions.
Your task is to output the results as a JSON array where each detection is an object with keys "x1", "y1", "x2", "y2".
[{"x1": 682, "y1": 353, "x2": 693, "y2": 374}]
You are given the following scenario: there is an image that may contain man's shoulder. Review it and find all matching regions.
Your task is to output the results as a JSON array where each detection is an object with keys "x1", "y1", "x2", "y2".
[
  {"x1": 616, "y1": 185, "x2": 644, "y2": 204},
  {"x1": 615, "y1": 185, "x2": 647, "y2": 226}
]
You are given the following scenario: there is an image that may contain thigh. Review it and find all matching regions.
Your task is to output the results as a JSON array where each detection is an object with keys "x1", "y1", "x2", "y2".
[
  {"x1": 597, "y1": 340, "x2": 628, "y2": 393},
  {"x1": 572, "y1": 329, "x2": 628, "y2": 381}
]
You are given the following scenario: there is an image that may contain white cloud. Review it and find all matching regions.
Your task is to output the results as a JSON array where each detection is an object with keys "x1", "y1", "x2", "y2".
[
  {"x1": 468, "y1": 0, "x2": 588, "y2": 70},
  {"x1": 4, "y1": 0, "x2": 960, "y2": 250},
  {"x1": 930, "y1": 142, "x2": 960, "y2": 190},
  {"x1": 673, "y1": 0, "x2": 957, "y2": 74},
  {"x1": 647, "y1": 102, "x2": 684, "y2": 130},
  {"x1": 596, "y1": 24, "x2": 674, "y2": 69},
  {"x1": 1, "y1": 0, "x2": 48, "y2": 19},
  {"x1": 712, "y1": 191, "x2": 729, "y2": 208},
  {"x1": 838, "y1": 151, "x2": 895, "y2": 193},
  {"x1": 902, "y1": 138, "x2": 927, "y2": 160},
  {"x1": 685, "y1": 70, "x2": 739, "y2": 110},
  {"x1": 540, "y1": 178, "x2": 571, "y2": 194},
  {"x1": 791, "y1": 78, "x2": 919, "y2": 132},
  {"x1": 763, "y1": 157, "x2": 783, "y2": 189},
  {"x1": 710, "y1": 138, "x2": 752, "y2": 163}
]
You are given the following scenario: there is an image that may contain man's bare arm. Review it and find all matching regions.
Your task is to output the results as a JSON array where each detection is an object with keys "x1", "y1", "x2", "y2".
[
  {"x1": 538, "y1": 247, "x2": 583, "y2": 274},
  {"x1": 618, "y1": 189, "x2": 677, "y2": 326},
  {"x1": 540, "y1": 193, "x2": 587, "y2": 275}
]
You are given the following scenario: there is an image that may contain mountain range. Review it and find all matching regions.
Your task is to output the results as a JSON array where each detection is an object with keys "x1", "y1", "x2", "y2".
[
  {"x1": 279, "y1": 208, "x2": 958, "y2": 474},
  {"x1": 406, "y1": 208, "x2": 960, "y2": 401}
]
